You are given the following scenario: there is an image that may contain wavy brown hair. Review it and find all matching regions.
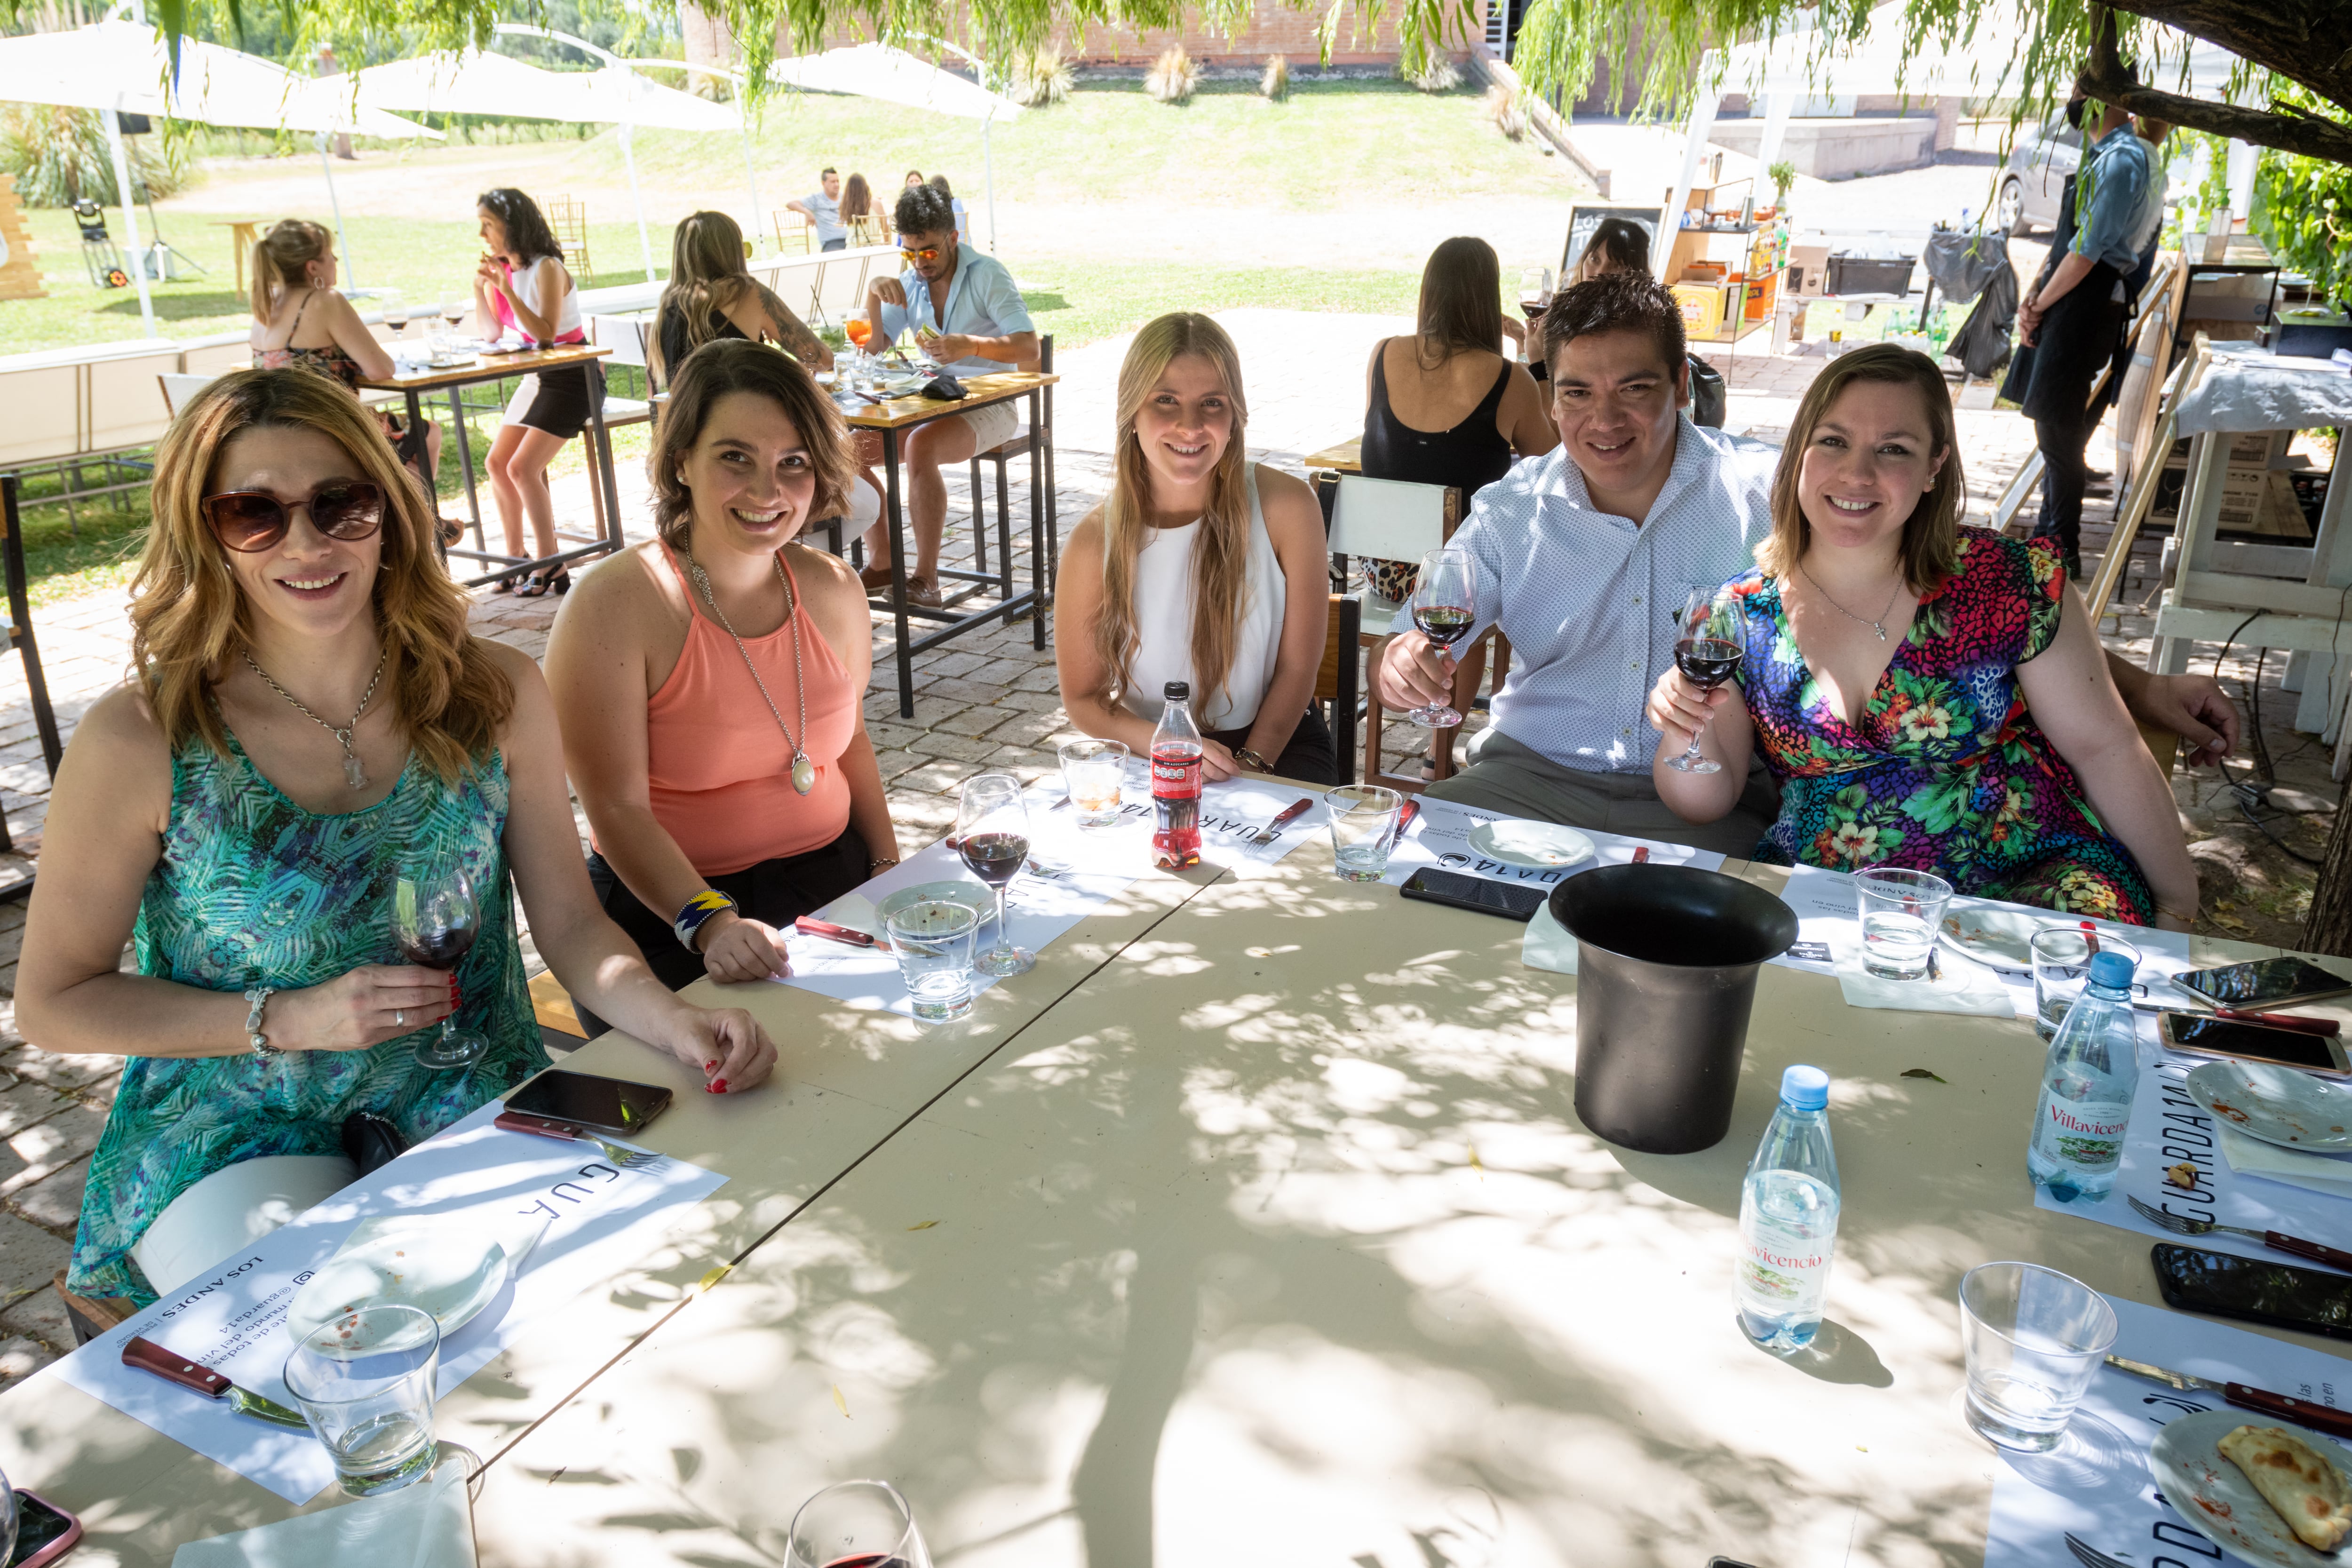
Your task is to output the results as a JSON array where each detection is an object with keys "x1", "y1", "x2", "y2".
[
  {"x1": 650, "y1": 211, "x2": 804, "y2": 385},
  {"x1": 648, "y1": 337, "x2": 855, "y2": 548},
  {"x1": 1756, "y1": 342, "x2": 1964, "y2": 595},
  {"x1": 1089, "y1": 313, "x2": 1254, "y2": 718},
  {"x1": 135, "y1": 369, "x2": 513, "y2": 778}
]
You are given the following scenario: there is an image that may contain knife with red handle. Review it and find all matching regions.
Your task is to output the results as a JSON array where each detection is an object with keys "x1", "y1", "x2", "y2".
[
  {"x1": 794, "y1": 916, "x2": 877, "y2": 948},
  {"x1": 1396, "y1": 799, "x2": 1420, "y2": 835},
  {"x1": 2108, "y1": 1354, "x2": 2352, "y2": 1440},
  {"x1": 122, "y1": 1336, "x2": 310, "y2": 1428}
]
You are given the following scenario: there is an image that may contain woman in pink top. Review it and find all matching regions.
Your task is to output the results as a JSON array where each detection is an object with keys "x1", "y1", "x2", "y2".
[{"x1": 547, "y1": 340, "x2": 901, "y2": 1031}]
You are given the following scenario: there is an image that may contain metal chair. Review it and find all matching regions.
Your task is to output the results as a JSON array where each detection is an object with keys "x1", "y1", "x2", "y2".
[{"x1": 964, "y1": 334, "x2": 1056, "y2": 598}]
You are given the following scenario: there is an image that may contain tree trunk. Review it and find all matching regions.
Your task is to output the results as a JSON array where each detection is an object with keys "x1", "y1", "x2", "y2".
[
  {"x1": 2301, "y1": 789, "x2": 2352, "y2": 956},
  {"x1": 676, "y1": 0, "x2": 738, "y2": 99}
]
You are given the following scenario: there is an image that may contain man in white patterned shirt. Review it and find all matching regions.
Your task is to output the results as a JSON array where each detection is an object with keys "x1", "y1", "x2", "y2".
[{"x1": 1373, "y1": 274, "x2": 2240, "y2": 853}]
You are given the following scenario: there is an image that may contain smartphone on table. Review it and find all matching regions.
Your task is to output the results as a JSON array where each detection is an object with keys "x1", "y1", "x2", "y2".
[
  {"x1": 9, "y1": 1490, "x2": 82, "y2": 1566},
  {"x1": 2159, "y1": 1011, "x2": 2352, "y2": 1076},
  {"x1": 1399, "y1": 868, "x2": 1547, "y2": 922},
  {"x1": 2171, "y1": 956, "x2": 2352, "y2": 1010},
  {"x1": 502, "y1": 1070, "x2": 673, "y2": 1138}
]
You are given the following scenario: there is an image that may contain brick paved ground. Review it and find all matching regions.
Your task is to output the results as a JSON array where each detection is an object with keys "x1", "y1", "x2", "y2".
[{"x1": 0, "y1": 308, "x2": 2311, "y2": 1382}]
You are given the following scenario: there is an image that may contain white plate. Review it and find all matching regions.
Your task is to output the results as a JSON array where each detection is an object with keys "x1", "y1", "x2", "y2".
[
  {"x1": 1468, "y1": 820, "x2": 1594, "y2": 870},
  {"x1": 2185, "y1": 1060, "x2": 2352, "y2": 1153},
  {"x1": 285, "y1": 1217, "x2": 510, "y2": 1343},
  {"x1": 874, "y1": 879, "x2": 994, "y2": 931},
  {"x1": 2150, "y1": 1407, "x2": 2352, "y2": 1567},
  {"x1": 1939, "y1": 904, "x2": 2055, "y2": 970}
]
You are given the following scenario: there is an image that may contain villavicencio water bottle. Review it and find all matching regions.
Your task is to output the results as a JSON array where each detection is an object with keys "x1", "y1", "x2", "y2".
[
  {"x1": 1737, "y1": 1064, "x2": 1840, "y2": 1351},
  {"x1": 1151, "y1": 681, "x2": 1203, "y2": 869},
  {"x1": 2027, "y1": 949, "x2": 2142, "y2": 1202}
]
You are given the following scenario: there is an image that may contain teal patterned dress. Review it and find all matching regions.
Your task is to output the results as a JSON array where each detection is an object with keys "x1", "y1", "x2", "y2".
[{"x1": 67, "y1": 730, "x2": 548, "y2": 1305}]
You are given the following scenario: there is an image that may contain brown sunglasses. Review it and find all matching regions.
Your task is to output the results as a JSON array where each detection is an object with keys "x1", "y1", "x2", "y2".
[{"x1": 201, "y1": 481, "x2": 387, "y2": 553}]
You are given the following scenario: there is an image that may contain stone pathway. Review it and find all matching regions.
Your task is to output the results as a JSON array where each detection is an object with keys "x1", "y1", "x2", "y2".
[{"x1": 0, "y1": 307, "x2": 2295, "y2": 1384}]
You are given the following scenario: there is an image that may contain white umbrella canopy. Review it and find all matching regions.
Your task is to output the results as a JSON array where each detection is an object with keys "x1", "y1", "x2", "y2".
[
  {"x1": 0, "y1": 19, "x2": 438, "y2": 336},
  {"x1": 766, "y1": 43, "x2": 1024, "y2": 250}
]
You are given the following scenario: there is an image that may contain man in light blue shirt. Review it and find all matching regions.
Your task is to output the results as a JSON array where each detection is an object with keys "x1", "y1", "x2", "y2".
[
  {"x1": 859, "y1": 182, "x2": 1039, "y2": 606},
  {"x1": 1375, "y1": 274, "x2": 2243, "y2": 852},
  {"x1": 785, "y1": 167, "x2": 847, "y2": 252}
]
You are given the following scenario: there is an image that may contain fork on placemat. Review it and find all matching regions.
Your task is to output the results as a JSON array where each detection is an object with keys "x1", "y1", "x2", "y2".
[
  {"x1": 2065, "y1": 1534, "x2": 2129, "y2": 1568},
  {"x1": 2125, "y1": 1193, "x2": 2352, "y2": 1271},
  {"x1": 495, "y1": 1109, "x2": 667, "y2": 1170}
]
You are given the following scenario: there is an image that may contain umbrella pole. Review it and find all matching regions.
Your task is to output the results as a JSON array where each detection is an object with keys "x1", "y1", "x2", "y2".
[
  {"x1": 739, "y1": 105, "x2": 763, "y2": 256},
  {"x1": 621, "y1": 121, "x2": 655, "y2": 281},
  {"x1": 318, "y1": 134, "x2": 358, "y2": 290},
  {"x1": 983, "y1": 111, "x2": 997, "y2": 255},
  {"x1": 104, "y1": 100, "x2": 158, "y2": 338}
]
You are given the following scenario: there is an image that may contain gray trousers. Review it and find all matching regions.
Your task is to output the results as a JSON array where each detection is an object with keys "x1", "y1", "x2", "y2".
[{"x1": 1423, "y1": 728, "x2": 1779, "y2": 859}]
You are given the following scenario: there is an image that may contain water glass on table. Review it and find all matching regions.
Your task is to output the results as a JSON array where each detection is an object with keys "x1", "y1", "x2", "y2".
[
  {"x1": 1057, "y1": 739, "x2": 1128, "y2": 830},
  {"x1": 885, "y1": 901, "x2": 978, "y2": 1024},
  {"x1": 1326, "y1": 785, "x2": 1405, "y2": 882},
  {"x1": 2029, "y1": 928, "x2": 2141, "y2": 1041},
  {"x1": 1957, "y1": 1261, "x2": 2117, "y2": 1452},
  {"x1": 281, "y1": 1302, "x2": 442, "y2": 1496},
  {"x1": 785, "y1": 1479, "x2": 933, "y2": 1568},
  {"x1": 1852, "y1": 868, "x2": 1953, "y2": 980}
]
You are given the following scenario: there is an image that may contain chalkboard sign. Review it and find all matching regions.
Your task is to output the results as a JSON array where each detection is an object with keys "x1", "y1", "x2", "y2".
[{"x1": 1558, "y1": 205, "x2": 1662, "y2": 285}]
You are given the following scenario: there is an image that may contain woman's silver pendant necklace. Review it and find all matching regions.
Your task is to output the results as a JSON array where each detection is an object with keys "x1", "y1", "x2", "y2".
[
  {"x1": 1798, "y1": 560, "x2": 1902, "y2": 642},
  {"x1": 243, "y1": 646, "x2": 388, "y2": 789},
  {"x1": 688, "y1": 551, "x2": 815, "y2": 796}
]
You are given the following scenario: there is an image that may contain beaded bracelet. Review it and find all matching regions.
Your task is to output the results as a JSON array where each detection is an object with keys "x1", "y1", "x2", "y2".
[
  {"x1": 673, "y1": 889, "x2": 739, "y2": 952},
  {"x1": 242, "y1": 987, "x2": 280, "y2": 1057}
]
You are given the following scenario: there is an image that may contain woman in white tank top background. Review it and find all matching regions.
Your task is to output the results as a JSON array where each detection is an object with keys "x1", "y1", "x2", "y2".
[
  {"x1": 1055, "y1": 313, "x2": 1336, "y2": 784},
  {"x1": 472, "y1": 188, "x2": 593, "y2": 597}
]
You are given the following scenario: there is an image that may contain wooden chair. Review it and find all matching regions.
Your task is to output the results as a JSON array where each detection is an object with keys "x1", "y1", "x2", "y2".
[
  {"x1": 965, "y1": 334, "x2": 1056, "y2": 597},
  {"x1": 0, "y1": 474, "x2": 66, "y2": 876},
  {"x1": 850, "y1": 212, "x2": 891, "y2": 247},
  {"x1": 772, "y1": 209, "x2": 815, "y2": 256},
  {"x1": 543, "y1": 195, "x2": 593, "y2": 285},
  {"x1": 1316, "y1": 594, "x2": 1362, "y2": 784}
]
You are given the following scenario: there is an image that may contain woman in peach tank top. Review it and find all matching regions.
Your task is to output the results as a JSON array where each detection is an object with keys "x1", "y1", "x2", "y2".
[{"x1": 548, "y1": 340, "x2": 900, "y2": 1035}]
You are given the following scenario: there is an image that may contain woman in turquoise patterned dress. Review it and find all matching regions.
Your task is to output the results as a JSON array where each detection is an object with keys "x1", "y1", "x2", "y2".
[
  {"x1": 19, "y1": 369, "x2": 780, "y2": 1308},
  {"x1": 1644, "y1": 343, "x2": 2199, "y2": 930}
]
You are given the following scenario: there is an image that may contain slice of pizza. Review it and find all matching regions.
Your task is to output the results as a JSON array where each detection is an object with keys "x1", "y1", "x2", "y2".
[{"x1": 2219, "y1": 1423, "x2": 2352, "y2": 1552}]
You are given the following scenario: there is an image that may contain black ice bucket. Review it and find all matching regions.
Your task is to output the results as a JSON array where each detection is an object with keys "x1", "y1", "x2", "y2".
[{"x1": 1551, "y1": 864, "x2": 1799, "y2": 1155}]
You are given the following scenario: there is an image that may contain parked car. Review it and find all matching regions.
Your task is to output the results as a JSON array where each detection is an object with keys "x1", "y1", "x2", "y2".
[{"x1": 1995, "y1": 117, "x2": 2080, "y2": 236}]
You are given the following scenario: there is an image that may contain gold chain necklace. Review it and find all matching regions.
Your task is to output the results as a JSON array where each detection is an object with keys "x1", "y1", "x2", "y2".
[
  {"x1": 241, "y1": 646, "x2": 388, "y2": 789},
  {"x1": 685, "y1": 551, "x2": 814, "y2": 796}
]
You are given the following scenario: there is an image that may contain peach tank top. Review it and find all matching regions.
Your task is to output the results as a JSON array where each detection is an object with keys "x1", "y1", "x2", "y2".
[{"x1": 636, "y1": 542, "x2": 855, "y2": 874}]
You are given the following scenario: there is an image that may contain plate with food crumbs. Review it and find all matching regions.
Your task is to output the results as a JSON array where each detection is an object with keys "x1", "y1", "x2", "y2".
[
  {"x1": 2153, "y1": 1409, "x2": 2352, "y2": 1567},
  {"x1": 2185, "y1": 1061, "x2": 2352, "y2": 1154},
  {"x1": 1467, "y1": 820, "x2": 1593, "y2": 870},
  {"x1": 286, "y1": 1214, "x2": 522, "y2": 1343},
  {"x1": 1936, "y1": 904, "x2": 2054, "y2": 971}
]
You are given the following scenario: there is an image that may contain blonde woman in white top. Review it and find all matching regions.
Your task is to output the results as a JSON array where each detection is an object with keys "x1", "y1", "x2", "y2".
[
  {"x1": 1056, "y1": 313, "x2": 1335, "y2": 783},
  {"x1": 472, "y1": 188, "x2": 591, "y2": 597}
]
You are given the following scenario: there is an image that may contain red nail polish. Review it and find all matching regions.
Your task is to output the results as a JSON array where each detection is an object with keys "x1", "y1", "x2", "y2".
[{"x1": 712, "y1": 1078, "x2": 729, "y2": 1094}]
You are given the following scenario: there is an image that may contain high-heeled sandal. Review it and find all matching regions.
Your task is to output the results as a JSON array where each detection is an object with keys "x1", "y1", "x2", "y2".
[{"x1": 514, "y1": 566, "x2": 570, "y2": 598}]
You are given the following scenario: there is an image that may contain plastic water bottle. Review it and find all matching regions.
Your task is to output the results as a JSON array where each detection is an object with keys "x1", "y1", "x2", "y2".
[
  {"x1": 1150, "y1": 682, "x2": 1203, "y2": 870},
  {"x1": 2027, "y1": 950, "x2": 2142, "y2": 1202},
  {"x1": 1737, "y1": 1065, "x2": 1840, "y2": 1351}
]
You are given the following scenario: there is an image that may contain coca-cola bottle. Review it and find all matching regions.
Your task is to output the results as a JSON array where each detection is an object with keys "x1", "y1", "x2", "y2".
[{"x1": 1151, "y1": 681, "x2": 1204, "y2": 869}]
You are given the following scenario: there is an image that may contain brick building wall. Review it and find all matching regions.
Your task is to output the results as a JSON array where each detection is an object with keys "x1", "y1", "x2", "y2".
[{"x1": 806, "y1": 1, "x2": 1482, "y2": 67}]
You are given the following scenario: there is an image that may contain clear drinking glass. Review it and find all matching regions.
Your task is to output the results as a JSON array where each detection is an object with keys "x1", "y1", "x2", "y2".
[
  {"x1": 957, "y1": 773, "x2": 1035, "y2": 977},
  {"x1": 282, "y1": 1302, "x2": 441, "y2": 1496},
  {"x1": 1408, "y1": 549, "x2": 1477, "y2": 729},
  {"x1": 393, "y1": 864, "x2": 488, "y2": 1069},
  {"x1": 2030, "y1": 929, "x2": 2144, "y2": 1041},
  {"x1": 1958, "y1": 1261, "x2": 2117, "y2": 1452},
  {"x1": 1853, "y1": 867, "x2": 1953, "y2": 980},
  {"x1": 1326, "y1": 785, "x2": 1405, "y2": 882},
  {"x1": 1666, "y1": 586, "x2": 1742, "y2": 775},
  {"x1": 1058, "y1": 739, "x2": 1129, "y2": 830},
  {"x1": 885, "y1": 900, "x2": 978, "y2": 1024},
  {"x1": 785, "y1": 1479, "x2": 933, "y2": 1568}
]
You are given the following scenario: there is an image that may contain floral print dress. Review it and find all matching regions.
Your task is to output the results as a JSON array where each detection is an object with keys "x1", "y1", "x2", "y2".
[{"x1": 1718, "y1": 528, "x2": 2153, "y2": 922}]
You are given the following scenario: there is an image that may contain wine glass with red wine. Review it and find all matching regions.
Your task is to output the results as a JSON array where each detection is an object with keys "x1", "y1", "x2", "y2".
[
  {"x1": 955, "y1": 772, "x2": 1034, "y2": 978},
  {"x1": 1667, "y1": 585, "x2": 1743, "y2": 775},
  {"x1": 1407, "y1": 547, "x2": 1477, "y2": 729},
  {"x1": 392, "y1": 863, "x2": 488, "y2": 1069},
  {"x1": 784, "y1": 1479, "x2": 931, "y2": 1568}
]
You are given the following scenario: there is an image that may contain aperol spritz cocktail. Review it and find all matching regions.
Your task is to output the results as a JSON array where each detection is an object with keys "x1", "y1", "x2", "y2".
[{"x1": 844, "y1": 316, "x2": 873, "y2": 350}]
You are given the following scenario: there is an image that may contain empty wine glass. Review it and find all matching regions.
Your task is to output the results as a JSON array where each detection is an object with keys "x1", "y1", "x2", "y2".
[
  {"x1": 1666, "y1": 586, "x2": 1743, "y2": 775},
  {"x1": 1407, "y1": 548, "x2": 1477, "y2": 729},
  {"x1": 392, "y1": 863, "x2": 488, "y2": 1069},
  {"x1": 956, "y1": 773, "x2": 1033, "y2": 978}
]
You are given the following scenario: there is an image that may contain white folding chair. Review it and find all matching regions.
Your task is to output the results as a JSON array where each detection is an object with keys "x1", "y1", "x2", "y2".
[{"x1": 157, "y1": 372, "x2": 217, "y2": 418}]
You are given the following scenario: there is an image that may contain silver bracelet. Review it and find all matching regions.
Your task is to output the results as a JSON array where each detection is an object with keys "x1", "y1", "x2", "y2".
[{"x1": 242, "y1": 987, "x2": 281, "y2": 1057}]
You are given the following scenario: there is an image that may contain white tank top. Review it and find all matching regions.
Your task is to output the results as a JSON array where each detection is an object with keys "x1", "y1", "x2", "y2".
[
  {"x1": 501, "y1": 255, "x2": 582, "y2": 344},
  {"x1": 1120, "y1": 464, "x2": 1286, "y2": 732}
]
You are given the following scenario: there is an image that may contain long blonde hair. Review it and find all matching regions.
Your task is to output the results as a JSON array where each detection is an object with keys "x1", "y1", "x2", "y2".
[
  {"x1": 1090, "y1": 313, "x2": 1254, "y2": 718},
  {"x1": 248, "y1": 219, "x2": 333, "y2": 325},
  {"x1": 651, "y1": 210, "x2": 799, "y2": 386},
  {"x1": 134, "y1": 369, "x2": 514, "y2": 779}
]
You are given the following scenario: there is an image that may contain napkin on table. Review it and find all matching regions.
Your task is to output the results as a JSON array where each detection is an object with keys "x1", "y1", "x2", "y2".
[
  {"x1": 171, "y1": 1459, "x2": 474, "y2": 1567},
  {"x1": 1836, "y1": 956, "x2": 2014, "y2": 1017},
  {"x1": 1521, "y1": 900, "x2": 1577, "y2": 976},
  {"x1": 2215, "y1": 1119, "x2": 2352, "y2": 1201}
]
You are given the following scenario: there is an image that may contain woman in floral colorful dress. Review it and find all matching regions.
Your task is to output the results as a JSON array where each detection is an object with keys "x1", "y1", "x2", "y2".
[{"x1": 1645, "y1": 343, "x2": 2198, "y2": 930}]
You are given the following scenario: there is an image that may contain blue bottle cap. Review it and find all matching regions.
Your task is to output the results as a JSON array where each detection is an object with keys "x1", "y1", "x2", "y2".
[
  {"x1": 1780, "y1": 1064, "x2": 1830, "y2": 1111},
  {"x1": 2088, "y1": 951, "x2": 2134, "y2": 990}
]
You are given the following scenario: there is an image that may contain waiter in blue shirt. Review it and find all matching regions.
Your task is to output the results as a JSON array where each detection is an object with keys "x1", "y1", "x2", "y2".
[
  {"x1": 858, "y1": 183, "x2": 1039, "y2": 608},
  {"x1": 2011, "y1": 79, "x2": 2165, "y2": 578}
]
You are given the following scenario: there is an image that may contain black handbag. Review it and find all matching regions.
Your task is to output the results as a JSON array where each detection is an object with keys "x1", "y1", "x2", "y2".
[{"x1": 919, "y1": 372, "x2": 967, "y2": 401}]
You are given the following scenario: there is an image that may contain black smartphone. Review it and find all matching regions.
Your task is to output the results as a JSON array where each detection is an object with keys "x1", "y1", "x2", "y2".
[
  {"x1": 504, "y1": 1070, "x2": 673, "y2": 1137},
  {"x1": 2172, "y1": 956, "x2": 2352, "y2": 1010},
  {"x1": 2159, "y1": 1011, "x2": 2352, "y2": 1075},
  {"x1": 1399, "y1": 868, "x2": 1547, "y2": 921},
  {"x1": 2152, "y1": 1243, "x2": 2352, "y2": 1340},
  {"x1": 10, "y1": 1489, "x2": 82, "y2": 1567}
]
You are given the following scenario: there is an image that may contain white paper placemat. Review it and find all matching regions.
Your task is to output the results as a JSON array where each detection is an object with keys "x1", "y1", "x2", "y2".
[{"x1": 1380, "y1": 795, "x2": 1724, "y2": 891}]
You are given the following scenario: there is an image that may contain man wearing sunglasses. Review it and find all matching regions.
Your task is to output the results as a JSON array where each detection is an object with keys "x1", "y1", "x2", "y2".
[{"x1": 857, "y1": 182, "x2": 1039, "y2": 607}]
